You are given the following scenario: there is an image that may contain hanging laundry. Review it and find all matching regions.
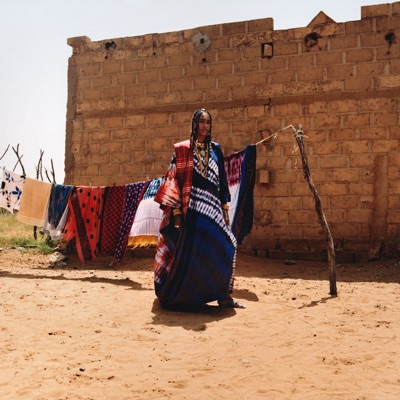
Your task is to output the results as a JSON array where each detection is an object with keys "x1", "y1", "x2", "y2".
[
  {"x1": 98, "y1": 185, "x2": 126, "y2": 255},
  {"x1": 63, "y1": 186, "x2": 105, "y2": 262},
  {"x1": 0, "y1": 141, "x2": 257, "y2": 267},
  {"x1": 42, "y1": 183, "x2": 73, "y2": 240},
  {"x1": 43, "y1": 204, "x2": 70, "y2": 241},
  {"x1": 128, "y1": 177, "x2": 164, "y2": 248},
  {"x1": 47, "y1": 183, "x2": 73, "y2": 228},
  {"x1": 17, "y1": 177, "x2": 52, "y2": 227},
  {"x1": 224, "y1": 148, "x2": 246, "y2": 227},
  {"x1": 113, "y1": 181, "x2": 149, "y2": 261},
  {"x1": 229, "y1": 145, "x2": 257, "y2": 244},
  {"x1": 0, "y1": 169, "x2": 25, "y2": 214}
]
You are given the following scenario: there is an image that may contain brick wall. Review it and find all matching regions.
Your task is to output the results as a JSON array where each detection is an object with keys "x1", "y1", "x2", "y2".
[{"x1": 65, "y1": 2, "x2": 400, "y2": 261}]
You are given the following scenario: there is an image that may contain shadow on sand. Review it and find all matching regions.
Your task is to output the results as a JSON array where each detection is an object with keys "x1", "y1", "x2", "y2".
[
  {"x1": 0, "y1": 269, "x2": 150, "y2": 290},
  {"x1": 150, "y1": 298, "x2": 238, "y2": 331}
]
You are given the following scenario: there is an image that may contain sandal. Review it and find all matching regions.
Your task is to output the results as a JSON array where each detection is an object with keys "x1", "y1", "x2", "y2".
[{"x1": 218, "y1": 297, "x2": 246, "y2": 309}]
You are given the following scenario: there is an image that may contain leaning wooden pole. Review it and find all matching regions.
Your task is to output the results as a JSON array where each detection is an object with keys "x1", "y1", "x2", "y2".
[{"x1": 292, "y1": 125, "x2": 337, "y2": 295}]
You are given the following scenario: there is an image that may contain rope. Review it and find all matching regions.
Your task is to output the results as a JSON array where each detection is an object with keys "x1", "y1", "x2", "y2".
[
  {"x1": 255, "y1": 125, "x2": 295, "y2": 146},
  {"x1": 255, "y1": 124, "x2": 307, "y2": 146}
]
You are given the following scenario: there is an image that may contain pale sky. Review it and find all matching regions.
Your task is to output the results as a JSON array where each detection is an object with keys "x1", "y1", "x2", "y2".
[{"x1": 0, "y1": 0, "x2": 382, "y2": 182}]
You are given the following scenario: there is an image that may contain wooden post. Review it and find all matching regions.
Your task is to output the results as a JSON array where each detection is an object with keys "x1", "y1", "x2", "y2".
[{"x1": 292, "y1": 125, "x2": 337, "y2": 296}]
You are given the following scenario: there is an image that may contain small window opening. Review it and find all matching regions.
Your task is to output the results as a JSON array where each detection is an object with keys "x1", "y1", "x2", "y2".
[{"x1": 261, "y1": 43, "x2": 273, "y2": 59}]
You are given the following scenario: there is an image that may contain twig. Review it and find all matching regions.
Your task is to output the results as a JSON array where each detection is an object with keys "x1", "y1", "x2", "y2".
[
  {"x1": 35, "y1": 150, "x2": 45, "y2": 181},
  {"x1": 49, "y1": 159, "x2": 56, "y2": 183},
  {"x1": 0, "y1": 144, "x2": 10, "y2": 160},
  {"x1": 11, "y1": 144, "x2": 26, "y2": 176}
]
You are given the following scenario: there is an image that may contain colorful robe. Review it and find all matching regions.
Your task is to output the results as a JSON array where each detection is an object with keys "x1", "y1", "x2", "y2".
[{"x1": 154, "y1": 140, "x2": 237, "y2": 310}]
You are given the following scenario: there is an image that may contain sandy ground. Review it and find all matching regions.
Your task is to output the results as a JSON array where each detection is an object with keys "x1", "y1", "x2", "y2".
[{"x1": 0, "y1": 248, "x2": 399, "y2": 400}]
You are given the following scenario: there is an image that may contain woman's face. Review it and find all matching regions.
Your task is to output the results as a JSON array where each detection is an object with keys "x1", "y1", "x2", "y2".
[{"x1": 197, "y1": 112, "x2": 211, "y2": 142}]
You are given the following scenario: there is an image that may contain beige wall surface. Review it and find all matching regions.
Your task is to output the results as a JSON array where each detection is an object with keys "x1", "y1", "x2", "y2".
[{"x1": 65, "y1": 2, "x2": 400, "y2": 261}]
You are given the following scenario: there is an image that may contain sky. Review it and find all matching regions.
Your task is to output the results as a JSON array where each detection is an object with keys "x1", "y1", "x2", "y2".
[{"x1": 0, "y1": 0, "x2": 383, "y2": 182}]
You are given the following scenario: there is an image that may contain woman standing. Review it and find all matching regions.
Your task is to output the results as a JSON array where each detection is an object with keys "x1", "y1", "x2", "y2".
[{"x1": 154, "y1": 109, "x2": 245, "y2": 310}]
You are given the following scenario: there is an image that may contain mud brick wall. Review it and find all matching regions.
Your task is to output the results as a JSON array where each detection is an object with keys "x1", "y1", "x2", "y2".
[{"x1": 65, "y1": 2, "x2": 400, "y2": 261}]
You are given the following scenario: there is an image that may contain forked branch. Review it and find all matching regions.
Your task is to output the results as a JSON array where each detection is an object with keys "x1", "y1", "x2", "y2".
[{"x1": 292, "y1": 125, "x2": 337, "y2": 295}]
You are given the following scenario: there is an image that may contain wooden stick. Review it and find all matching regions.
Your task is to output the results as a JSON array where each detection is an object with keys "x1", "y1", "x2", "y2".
[
  {"x1": 292, "y1": 125, "x2": 338, "y2": 296},
  {"x1": 11, "y1": 144, "x2": 26, "y2": 176}
]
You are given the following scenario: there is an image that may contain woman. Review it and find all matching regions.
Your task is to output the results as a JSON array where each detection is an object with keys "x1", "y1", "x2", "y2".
[{"x1": 153, "y1": 108, "x2": 245, "y2": 310}]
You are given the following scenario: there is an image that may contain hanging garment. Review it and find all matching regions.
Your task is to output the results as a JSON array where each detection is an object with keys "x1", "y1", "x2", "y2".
[
  {"x1": 0, "y1": 169, "x2": 25, "y2": 214},
  {"x1": 113, "y1": 181, "x2": 149, "y2": 260},
  {"x1": 43, "y1": 204, "x2": 70, "y2": 241},
  {"x1": 43, "y1": 183, "x2": 73, "y2": 239},
  {"x1": 128, "y1": 177, "x2": 163, "y2": 248},
  {"x1": 154, "y1": 140, "x2": 237, "y2": 309},
  {"x1": 226, "y1": 145, "x2": 257, "y2": 244},
  {"x1": 98, "y1": 185, "x2": 126, "y2": 255},
  {"x1": 224, "y1": 148, "x2": 246, "y2": 227},
  {"x1": 17, "y1": 178, "x2": 52, "y2": 227},
  {"x1": 63, "y1": 186, "x2": 105, "y2": 262},
  {"x1": 47, "y1": 183, "x2": 73, "y2": 229}
]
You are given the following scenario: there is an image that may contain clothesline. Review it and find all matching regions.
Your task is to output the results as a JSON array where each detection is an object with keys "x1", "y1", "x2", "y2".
[
  {"x1": 1, "y1": 145, "x2": 257, "y2": 264},
  {"x1": 255, "y1": 124, "x2": 305, "y2": 146}
]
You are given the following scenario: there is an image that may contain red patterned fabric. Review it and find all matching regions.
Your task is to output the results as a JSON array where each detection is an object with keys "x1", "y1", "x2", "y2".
[
  {"x1": 63, "y1": 186, "x2": 105, "y2": 262},
  {"x1": 174, "y1": 140, "x2": 193, "y2": 216},
  {"x1": 154, "y1": 140, "x2": 193, "y2": 217}
]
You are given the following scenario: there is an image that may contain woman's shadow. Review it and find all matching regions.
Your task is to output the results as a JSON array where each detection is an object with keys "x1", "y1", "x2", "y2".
[{"x1": 150, "y1": 288, "x2": 258, "y2": 331}]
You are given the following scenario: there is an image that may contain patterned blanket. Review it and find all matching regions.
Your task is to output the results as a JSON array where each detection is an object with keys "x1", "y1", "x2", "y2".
[{"x1": 0, "y1": 169, "x2": 25, "y2": 214}]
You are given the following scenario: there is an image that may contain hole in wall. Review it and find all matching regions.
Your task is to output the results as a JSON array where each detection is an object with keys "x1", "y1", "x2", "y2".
[
  {"x1": 261, "y1": 43, "x2": 273, "y2": 58},
  {"x1": 304, "y1": 32, "x2": 321, "y2": 49},
  {"x1": 104, "y1": 41, "x2": 116, "y2": 60},
  {"x1": 385, "y1": 32, "x2": 395, "y2": 45},
  {"x1": 385, "y1": 32, "x2": 395, "y2": 54}
]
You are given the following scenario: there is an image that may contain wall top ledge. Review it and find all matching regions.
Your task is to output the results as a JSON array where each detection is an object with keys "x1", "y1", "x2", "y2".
[{"x1": 67, "y1": 36, "x2": 92, "y2": 48}]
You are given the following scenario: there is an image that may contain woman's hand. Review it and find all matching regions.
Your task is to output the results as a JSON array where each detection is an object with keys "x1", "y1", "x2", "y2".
[{"x1": 222, "y1": 208, "x2": 230, "y2": 226}]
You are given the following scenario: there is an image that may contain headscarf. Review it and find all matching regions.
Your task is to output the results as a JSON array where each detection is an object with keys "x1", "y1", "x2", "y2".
[{"x1": 190, "y1": 108, "x2": 212, "y2": 149}]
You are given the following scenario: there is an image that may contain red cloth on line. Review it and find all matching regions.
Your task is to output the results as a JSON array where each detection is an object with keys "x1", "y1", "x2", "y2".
[{"x1": 63, "y1": 186, "x2": 105, "y2": 263}]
